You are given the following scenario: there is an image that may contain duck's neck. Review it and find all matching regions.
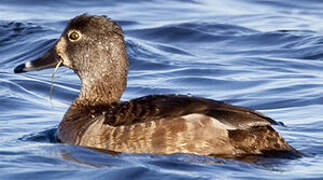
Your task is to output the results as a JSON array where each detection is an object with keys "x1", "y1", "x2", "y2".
[
  {"x1": 75, "y1": 63, "x2": 128, "y2": 107},
  {"x1": 71, "y1": 30, "x2": 128, "y2": 107}
]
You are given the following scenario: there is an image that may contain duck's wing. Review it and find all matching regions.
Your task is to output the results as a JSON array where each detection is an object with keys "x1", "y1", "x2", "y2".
[{"x1": 104, "y1": 94, "x2": 278, "y2": 129}]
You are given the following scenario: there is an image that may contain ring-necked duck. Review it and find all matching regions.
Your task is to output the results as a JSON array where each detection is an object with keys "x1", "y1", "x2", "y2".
[{"x1": 14, "y1": 14, "x2": 298, "y2": 157}]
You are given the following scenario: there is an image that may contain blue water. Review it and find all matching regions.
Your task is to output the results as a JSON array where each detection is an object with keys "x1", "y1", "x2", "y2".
[{"x1": 1, "y1": 0, "x2": 323, "y2": 179}]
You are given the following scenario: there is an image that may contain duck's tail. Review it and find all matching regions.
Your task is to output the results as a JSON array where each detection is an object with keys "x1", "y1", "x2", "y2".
[{"x1": 228, "y1": 126, "x2": 302, "y2": 158}]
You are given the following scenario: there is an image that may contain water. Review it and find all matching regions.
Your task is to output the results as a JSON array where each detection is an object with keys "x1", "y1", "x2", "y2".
[{"x1": 1, "y1": 0, "x2": 323, "y2": 179}]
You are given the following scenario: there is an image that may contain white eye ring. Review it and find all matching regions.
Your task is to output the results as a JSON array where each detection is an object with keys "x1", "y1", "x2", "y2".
[{"x1": 68, "y1": 30, "x2": 82, "y2": 42}]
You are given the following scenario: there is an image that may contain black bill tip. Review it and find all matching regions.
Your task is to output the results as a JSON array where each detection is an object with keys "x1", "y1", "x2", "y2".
[{"x1": 14, "y1": 64, "x2": 26, "y2": 73}]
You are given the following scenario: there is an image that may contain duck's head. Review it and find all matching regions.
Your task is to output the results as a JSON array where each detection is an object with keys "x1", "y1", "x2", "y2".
[{"x1": 14, "y1": 14, "x2": 128, "y2": 104}]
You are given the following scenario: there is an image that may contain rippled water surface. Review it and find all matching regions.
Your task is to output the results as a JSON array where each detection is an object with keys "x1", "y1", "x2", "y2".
[{"x1": 1, "y1": 0, "x2": 323, "y2": 179}]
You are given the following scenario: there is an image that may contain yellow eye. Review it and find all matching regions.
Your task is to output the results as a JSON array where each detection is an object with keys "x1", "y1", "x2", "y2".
[{"x1": 69, "y1": 31, "x2": 80, "y2": 41}]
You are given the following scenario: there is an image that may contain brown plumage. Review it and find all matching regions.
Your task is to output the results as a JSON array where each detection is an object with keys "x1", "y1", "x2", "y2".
[{"x1": 14, "y1": 14, "x2": 299, "y2": 157}]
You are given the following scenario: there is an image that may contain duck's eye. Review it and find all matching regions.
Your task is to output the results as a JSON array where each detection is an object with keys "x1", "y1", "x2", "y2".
[{"x1": 68, "y1": 31, "x2": 80, "y2": 41}]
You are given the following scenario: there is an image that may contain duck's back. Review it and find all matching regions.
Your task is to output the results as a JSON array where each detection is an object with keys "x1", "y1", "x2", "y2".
[{"x1": 57, "y1": 95, "x2": 296, "y2": 156}]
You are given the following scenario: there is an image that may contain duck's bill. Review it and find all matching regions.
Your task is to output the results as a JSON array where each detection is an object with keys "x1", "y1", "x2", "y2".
[{"x1": 14, "y1": 49, "x2": 61, "y2": 73}]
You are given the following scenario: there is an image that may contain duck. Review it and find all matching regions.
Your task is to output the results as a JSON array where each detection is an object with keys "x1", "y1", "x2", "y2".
[{"x1": 14, "y1": 14, "x2": 299, "y2": 157}]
